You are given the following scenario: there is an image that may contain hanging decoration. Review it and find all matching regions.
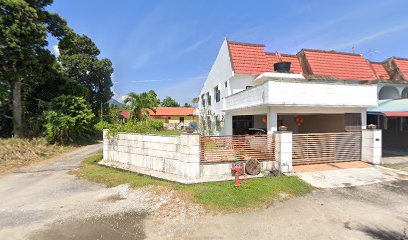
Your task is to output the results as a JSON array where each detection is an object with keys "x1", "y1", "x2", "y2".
[
  {"x1": 261, "y1": 115, "x2": 267, "y2": 124},
  {"x1": 294, "y1": 115, "x2": 304, "y2": 126}
]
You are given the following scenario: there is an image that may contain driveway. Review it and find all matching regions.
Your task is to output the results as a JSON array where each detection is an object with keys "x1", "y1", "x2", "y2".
[
  {"x1": 1, "y1": 146, "x2": 407, "y2": 240},
  {"x1": 0, "y1": 144, "x2": 203, "y2": 240}
]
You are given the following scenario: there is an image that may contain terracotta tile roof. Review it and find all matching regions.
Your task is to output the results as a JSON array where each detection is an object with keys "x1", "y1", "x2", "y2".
[
  {"x1": 369, "y1": 62, "x2": 390, "y2": 80},
  {"x1": 119, "y1": 108, "x2": 196, "y2": 119},
  {"x1": 147, "y1": 107, "x2": 196, "y2": 116},
  {"x1": 227, "y1": 41, "x2": 271, "y2": 74},
  {"x1": 265, "y1": 52, "x2": 302, "y2": 74},
  {"x1": 225, "y1": 39, "x2": 408, "y2": 81},
  {"x1": 393, "y1": 57, "x2": 408, "y2": 79},
  {"x1": 300, "y1": 49, "x2": 377, "y2": 81},
  {"x1": 119, "y1": 110, "x2": 130, "y2": 119}
]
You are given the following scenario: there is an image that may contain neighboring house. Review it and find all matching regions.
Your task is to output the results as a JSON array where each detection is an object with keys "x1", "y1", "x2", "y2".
[
  {"x1": 365, "y1": 58, "x2": 408, "y2": 150},
  {"x1": 119, "y1": 107, "x2": 197, "y2": 126},
  {"x1": 198, "y1": 39, "x2": 407, "y2": 136}
]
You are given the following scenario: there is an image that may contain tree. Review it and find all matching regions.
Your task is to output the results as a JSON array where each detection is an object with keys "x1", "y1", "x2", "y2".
[
  {"x1": 124, "y1": 90, "x2": 160, "y2": 121},
  {"x1": 160, "y1": 96, "x2": 180, "y2": 107},
  {"x1": 0, "y1": 0, "x2": 67, "y2": 137},
  {"x1": 183, "y1": 102, "x2": 192, "y2": 107},
  {"x1": 58, "y1": 32, "x2": 113, "y2": 117},
  {"x1": 44, "y1": 95, "x2": 95, "y2": 144}
]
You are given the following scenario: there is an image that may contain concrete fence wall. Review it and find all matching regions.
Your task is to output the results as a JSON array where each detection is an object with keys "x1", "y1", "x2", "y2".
[
  {"x1": 102, "y1": 129, "x2": 382, "y2": 184},
  {"x1": 102, "y1": 130, "x2": 201, "y2": 183}
]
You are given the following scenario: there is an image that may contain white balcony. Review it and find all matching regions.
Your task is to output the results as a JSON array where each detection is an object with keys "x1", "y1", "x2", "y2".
[{"x1": 224, "y1": 79, "x2": 378, "y2": 111}]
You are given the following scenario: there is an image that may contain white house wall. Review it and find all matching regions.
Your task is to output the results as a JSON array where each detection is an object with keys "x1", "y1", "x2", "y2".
[
  {"x1": 200, "y1": 39, "x2": 233, "y2": 116},
  {"x1": 225, "y1": 80, "x2": 378, "y2": 111}
]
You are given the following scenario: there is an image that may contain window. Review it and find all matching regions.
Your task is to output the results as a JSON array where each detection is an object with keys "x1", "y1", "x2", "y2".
[
  {"x1": 206, "y1": 92, "x2": 211, "y2": 106},
  {"x1": 201, "y1": 94, "x2": 205, "y2": 107},
  {"x1": 214, "y1": 86, "x2": 220, "y2": 103},
  {"x1": 345, "y1": 113, "x2": 361, "y2": 132},
  {"x1": 224, "y1": 81, "x2": 228, "y2": 88}
]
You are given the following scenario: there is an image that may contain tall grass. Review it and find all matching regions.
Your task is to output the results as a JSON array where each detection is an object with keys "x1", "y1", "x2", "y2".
[{"x1": 0, "y1": 138, "x2": 71, "y2": 172}]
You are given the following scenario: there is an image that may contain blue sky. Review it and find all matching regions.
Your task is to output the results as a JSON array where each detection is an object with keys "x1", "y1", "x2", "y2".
[{"x1": 47, "y1": 0, "x2": 408, "y2": 105}]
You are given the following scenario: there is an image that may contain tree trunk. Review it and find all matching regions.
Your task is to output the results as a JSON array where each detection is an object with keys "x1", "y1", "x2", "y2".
[{"x1": 12, "y1": 79, "x2": 23, "y2": 137}]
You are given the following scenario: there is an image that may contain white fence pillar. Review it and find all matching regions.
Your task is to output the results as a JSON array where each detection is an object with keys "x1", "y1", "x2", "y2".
[
  {"x1": 180, "y1": 134, "x2": 201, "y2": 179},
  {"x1": 361, "y1": 129, "x2": 382, "y2": 165},
  {"x1": 275, "y1": 131, "x2": 293, "y2": 173},
  {"x1": 267, "y1": 109, "x2": 277, "y2": 134}
]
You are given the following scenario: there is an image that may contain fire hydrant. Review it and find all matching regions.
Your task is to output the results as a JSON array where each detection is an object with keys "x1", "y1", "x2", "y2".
[{"x1": 231, "y1": 166, "x2": 243, "y2": 187}]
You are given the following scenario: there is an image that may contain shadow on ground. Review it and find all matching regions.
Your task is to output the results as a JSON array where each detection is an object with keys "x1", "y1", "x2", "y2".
[
  {"x1": 28, "y1": 212, "x2": 147, "y2": 240},
  {"x1": 358, "y1": 225, "x2": 408, "y2": 240}
]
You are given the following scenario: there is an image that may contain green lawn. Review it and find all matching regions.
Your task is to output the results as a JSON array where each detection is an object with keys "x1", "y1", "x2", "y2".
[{"x1": 78, "y1": 153, "x2": 313, "y2": 212}]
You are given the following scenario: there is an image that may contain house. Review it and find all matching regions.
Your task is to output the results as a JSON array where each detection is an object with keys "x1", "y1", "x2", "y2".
[
  {"x1": 199, "y1": 39, "x2": 383, "y2": 136},
  {"x1": 119, "y1": 107, "x2": 197, "y2": 127},
  {"x1": 365, "y1": 57, "x2": 408, "y2": 150}
]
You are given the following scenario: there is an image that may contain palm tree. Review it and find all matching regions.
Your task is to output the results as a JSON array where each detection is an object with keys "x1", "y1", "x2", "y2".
[{"x1": 124, "y1": 90, "x2": 160, "y2": 121}]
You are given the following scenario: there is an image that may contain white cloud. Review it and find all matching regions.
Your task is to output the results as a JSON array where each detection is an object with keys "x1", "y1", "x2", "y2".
[
  {"x1": 333, "y1": 23, "x2": 408, "y2": 50},
  {"x1": 52, "y1": 45, "x2": 60, "y2": 57},
  {"x1": 178, "y1": 37, "x2": 211, "y2": 55}
]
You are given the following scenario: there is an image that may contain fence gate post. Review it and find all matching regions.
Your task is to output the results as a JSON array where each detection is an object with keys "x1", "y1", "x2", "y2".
[
  {"x1": 275, "y1": 131, "x2": 293, "y2": 173},
  {"x1": 361, "y1": 129, "x2": 382, "y2": 165}
]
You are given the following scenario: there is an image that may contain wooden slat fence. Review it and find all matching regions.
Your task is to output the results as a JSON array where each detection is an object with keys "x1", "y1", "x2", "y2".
[
  {"x1": 200, "y1": 135, "x2": 275, "y2": 162},
  {"x1": 292, "y1": 132, "x2": 361, "y2": 165}
]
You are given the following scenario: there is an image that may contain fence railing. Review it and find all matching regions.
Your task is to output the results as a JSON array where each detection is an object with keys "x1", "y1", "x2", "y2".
[
  {"x1": 200, "y1": 135, "x2": 275, "y2": 162},
  {"x1": 292, "y1": 132, "x2": 361, "y2": 165}
]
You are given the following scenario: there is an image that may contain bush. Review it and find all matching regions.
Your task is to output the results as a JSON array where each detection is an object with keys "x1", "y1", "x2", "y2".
[
  {"x1": 104, "y1": 119, "x2": 164, "y2": 136},
  {"x1": 44, "y1": 95, "x2": 95, "y2": 144}
]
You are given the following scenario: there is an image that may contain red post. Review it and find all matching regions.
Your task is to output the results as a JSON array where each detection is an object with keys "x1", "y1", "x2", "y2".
[{"x1": 231, "y1": 166, "x2": 243, "y2": 187}]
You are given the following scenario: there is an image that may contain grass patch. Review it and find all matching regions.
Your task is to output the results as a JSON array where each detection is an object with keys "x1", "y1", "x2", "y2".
[
  {"x1": 78, "y1": 153, "x2": 313, "y2": 212},
  {"x1": 381, "y1": 163, "x2": 399, "y2": 170},
  {"x1": 154, "y1": 130, "x2": 181, "y2": 136},
  {"x1": 0, "y1": 138, "x2": 74, "y2": 173}
]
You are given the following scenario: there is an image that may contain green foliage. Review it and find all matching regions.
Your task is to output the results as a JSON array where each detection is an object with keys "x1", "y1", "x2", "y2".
[
  {"x1": 161, "y1": 96, "x2": 180, "y2": 107},
  {"x1": 183, "y1": 102, "x2": 192, "y2": 107},
  {"x1": 103, "y1": 119, "x2": 164, "y2": 136},
  {"x1": 58, "y1": 32, "x2": 113, "y2": 116},
  {"x1": 124, "y1": 90, "x2": 160, "y2": 121},
  {"x1": 44, "y1": 95, "x2": 95, "y2": 144}
]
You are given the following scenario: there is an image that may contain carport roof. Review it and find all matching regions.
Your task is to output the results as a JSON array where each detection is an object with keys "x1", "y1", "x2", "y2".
[{"x1": 368, "y1": 99, "x2": 408, "y2": 117}]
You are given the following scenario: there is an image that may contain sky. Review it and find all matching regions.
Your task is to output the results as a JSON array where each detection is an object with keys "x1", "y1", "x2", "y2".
[{"x1": 47, "y1": 0, "x2": 408, "y2": 105}]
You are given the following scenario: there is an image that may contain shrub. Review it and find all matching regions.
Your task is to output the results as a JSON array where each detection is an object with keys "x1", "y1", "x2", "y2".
[
  {"x1": 44, "y1": 95, "x2": 95, "y2": 144},
  {"x1": 104, "y1": 119, "x2": 164, "y2": 136}
]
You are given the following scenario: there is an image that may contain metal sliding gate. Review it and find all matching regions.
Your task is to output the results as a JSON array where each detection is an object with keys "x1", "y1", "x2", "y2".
[
  {"x1": 200, "y1": 135, "x2": 275, "y2": 162},
  {"x1": 292, "y1": 132, "x2": 362, "y2": 165}
]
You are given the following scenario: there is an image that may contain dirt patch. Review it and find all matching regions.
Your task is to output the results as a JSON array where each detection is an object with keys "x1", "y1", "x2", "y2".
[
  {"x1": 0, "y1": 138, "x2": 74, "y2": 174},
  {"x1": 28, "y1": 212, "x2": 147, "y2": 240}
]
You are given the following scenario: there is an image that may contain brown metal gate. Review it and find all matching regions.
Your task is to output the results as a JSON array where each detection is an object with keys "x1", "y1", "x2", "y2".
[
  {"x1": 292, "y1": 132, "x2": 361, "y2": 165},
  {"x1": 200, "y1": 135, "x2": 275, "y2": 162}
]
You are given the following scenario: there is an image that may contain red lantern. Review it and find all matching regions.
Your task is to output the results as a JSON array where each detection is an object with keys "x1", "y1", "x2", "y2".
[
  {"x1": 261, "y1": 115, "x2": 267, "y2": 124},
  {"x1": 294, "y1": 115, "x2": 304, "y2": 126}
]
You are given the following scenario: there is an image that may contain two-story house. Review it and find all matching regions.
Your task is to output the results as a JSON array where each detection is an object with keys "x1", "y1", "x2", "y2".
[{"x1": 199, "y1": 39, "x2": 407, "y2": 137}]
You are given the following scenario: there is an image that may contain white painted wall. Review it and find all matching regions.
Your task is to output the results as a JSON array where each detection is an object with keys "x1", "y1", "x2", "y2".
[
  {"x1": 225, "y1": 80, "x2": 378, "y2": 111},
  {"x1": 378, "y1": 83, "x2": 408, "y2": 99}
]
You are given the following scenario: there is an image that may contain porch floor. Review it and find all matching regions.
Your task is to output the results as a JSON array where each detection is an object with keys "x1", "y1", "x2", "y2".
[{"x1": 293, "y1": 161, "x2": 372, "y2": 173}]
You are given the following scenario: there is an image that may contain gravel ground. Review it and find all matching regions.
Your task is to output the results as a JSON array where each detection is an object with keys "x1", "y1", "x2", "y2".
[
  {"x1": 0, "y1": 144, "x2": 203, "y2": 240},
  {"x1": 1, "y1": 144, "x2": 407, "y2": 240}
]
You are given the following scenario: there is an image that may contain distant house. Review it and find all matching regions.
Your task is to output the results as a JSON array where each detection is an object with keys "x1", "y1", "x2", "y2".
[{"x1": 119, "y1": 107, "x2": 197, "y2": 126}]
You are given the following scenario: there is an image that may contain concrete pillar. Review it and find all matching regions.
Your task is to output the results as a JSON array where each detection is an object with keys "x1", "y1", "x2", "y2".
[
  {"x1": 361, "y1": 129, "x2": 382, "y2": 165},
  {"x1": 180, "y1": 133, "x2": 201, "y2": 179},
  {"x1": 267, "y1": 108, "x2": 278, "y2": 134},
  {"x1": 274, "y1": 131, "x2": 292, "y2": 173},
  {"x1": 103, "y1": 129, "x2": 108, "y2": 162},
  {"x1": 361, "y1": 110, "x2": 367, "y2": 130},
  {"x1": 223, "y1": 113, "x2": 233, "y2": 135}
]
